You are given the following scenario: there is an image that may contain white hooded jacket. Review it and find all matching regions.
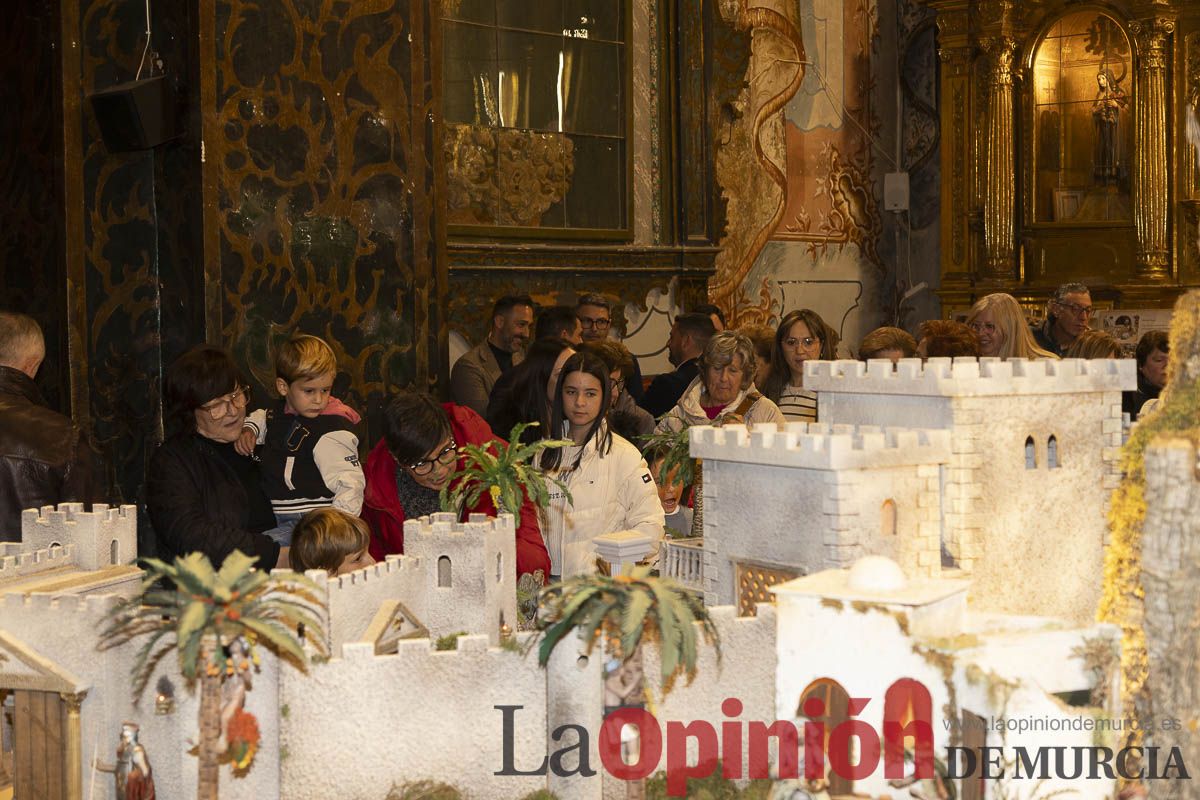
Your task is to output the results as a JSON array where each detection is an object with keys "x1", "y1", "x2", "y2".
[{"x1": 541, "y1": 424, "x2": 665, "y2": 578}]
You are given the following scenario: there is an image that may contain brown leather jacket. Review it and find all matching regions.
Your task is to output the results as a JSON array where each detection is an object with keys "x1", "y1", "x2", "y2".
[{"x1": 0, "y1": 366, "x2": 97, "y2": 541}]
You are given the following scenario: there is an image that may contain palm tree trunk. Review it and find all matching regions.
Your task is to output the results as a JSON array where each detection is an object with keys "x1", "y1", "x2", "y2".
[
  {"x1": 197, "y1": 668, "x2": 223, "y2": 800},
  {"x1": 689, "y1": 460, "x2": 703, "y2": 538}
]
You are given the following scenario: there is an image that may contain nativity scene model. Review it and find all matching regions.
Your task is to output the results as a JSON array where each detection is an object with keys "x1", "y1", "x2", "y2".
[{"x1": 1, "y1": 293, "x2": 1199, "y2": 800}]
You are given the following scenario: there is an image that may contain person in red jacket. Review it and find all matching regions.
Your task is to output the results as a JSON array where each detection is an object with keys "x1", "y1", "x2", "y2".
[{"x1": 361, "y1": 390, "x2": 551, "y2": 578}]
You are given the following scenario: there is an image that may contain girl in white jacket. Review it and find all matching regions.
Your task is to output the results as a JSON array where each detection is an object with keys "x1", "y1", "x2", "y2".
[{"x1": 539, "y1": 352, "x2": 665, "y2": 579}]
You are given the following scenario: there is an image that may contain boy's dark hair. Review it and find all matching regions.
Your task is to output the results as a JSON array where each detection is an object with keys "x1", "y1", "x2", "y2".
[
  {"x1": 164, "y1": 345, "x2": 248, "y2": 433},
  {"x1": 693, "y1": 303, "x2": 726, "y2": 327},
  {"x1": 383, "y1": 390, "x2": 453, "y2": 466},
  {"x1": 535, "y1": 306, "x2": 579, "y2": 341},
  {"x1": 1135, "y1": 330, "x2": 1169, "y2": 367}
]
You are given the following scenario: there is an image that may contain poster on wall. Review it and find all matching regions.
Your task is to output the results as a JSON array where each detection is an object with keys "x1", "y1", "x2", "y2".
[{"x1": 1100, "y1": 309, "x2": 1174, "y2": 357}]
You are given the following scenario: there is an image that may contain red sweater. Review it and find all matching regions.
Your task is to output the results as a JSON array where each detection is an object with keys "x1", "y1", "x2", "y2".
[{"x1": 361, "y1": 403, "x2": 551, "y2": 578}]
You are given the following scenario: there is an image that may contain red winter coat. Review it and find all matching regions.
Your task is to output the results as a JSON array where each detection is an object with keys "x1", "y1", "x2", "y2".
[{"x1": 361, "y1": 403, "x2": 551, "y2": 578}]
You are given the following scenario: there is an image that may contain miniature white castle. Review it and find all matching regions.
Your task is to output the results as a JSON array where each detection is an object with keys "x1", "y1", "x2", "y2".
[{"x1": 0, "y1": 354, "x2": 1153, "y2": 800}]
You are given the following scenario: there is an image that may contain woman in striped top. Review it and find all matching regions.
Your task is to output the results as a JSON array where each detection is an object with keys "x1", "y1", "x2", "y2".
[{"x1": 761, "y1": 309, "x2": 839, "y2": 423}]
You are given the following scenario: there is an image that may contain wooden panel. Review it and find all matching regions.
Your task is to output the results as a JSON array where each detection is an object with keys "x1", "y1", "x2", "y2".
[
  {"x1": 12, "y1": 691, "x2": 65, "y2": 800},
  {"x1": 960, "y1": 709, "x2": 986, "y2": 800},
  {"x1": 735, "y1": 560, "x2": 798, "y2": 617}
]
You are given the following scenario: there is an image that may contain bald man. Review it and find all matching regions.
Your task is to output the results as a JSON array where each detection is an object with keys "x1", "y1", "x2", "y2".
[{"x1": 0, "y1": 312, "x2": 98, "y2": 540}]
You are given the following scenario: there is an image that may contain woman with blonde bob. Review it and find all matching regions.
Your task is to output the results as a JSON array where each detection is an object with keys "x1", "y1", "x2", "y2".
[
  {"x1": 966, "y1": 293, "x2": 1056, "y2": 360},
  {"x1": 657, "y1": 331, "x2": 784, "y2": 432}
]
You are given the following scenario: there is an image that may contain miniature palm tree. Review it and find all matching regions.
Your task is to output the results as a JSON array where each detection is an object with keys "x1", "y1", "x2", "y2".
[
  {"x1": 534, "y1": 565, "x2": 719, "y2": 696},
  {"x1": 439, "y1": 421, "x2": 574, "y2": 517},
  {"x1": 535, "y1": 566, "x2": 719, "y2": 799},
  {"x1": 101, "y1": 550, "x2": 327, "y2": 800}
]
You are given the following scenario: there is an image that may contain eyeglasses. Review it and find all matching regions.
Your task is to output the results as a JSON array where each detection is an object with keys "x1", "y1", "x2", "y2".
[
  {"x1": 1055, "y1": 301, "x2": 1094, "y2": 318},
  {"x1": 969, "y1": 322, "x2": 997, "y2": 334},
  {"x1": 784, "y1": 337, "x2": 820, "y2": 349},
  {"x1": 611, "y1": 377, "x2": 626, "y2": 392},
  {"x1": 579, "y1": 317, "x2": 611, "y2": 330},
  {"x1": 200, "y1": 386, "x2": 248, "y2": 420},
  {"x1": 406, "y1": 438, "x2": 458, "y2": 476}
]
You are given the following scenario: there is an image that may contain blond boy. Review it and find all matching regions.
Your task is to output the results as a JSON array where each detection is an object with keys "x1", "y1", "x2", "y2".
[{"x1": 237, "y1": 334, "x2": 364, "y2": 544}]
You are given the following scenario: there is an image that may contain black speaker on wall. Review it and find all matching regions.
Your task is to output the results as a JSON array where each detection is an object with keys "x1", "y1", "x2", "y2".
[{"x1": 88, "y1": 74, "x2": 179, "y2": 152}]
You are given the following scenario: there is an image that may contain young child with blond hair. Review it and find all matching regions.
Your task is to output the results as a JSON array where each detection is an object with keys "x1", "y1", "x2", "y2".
[
  {"x1": 289, "y1": 508, "x2": 376, "y2": 576},
  {"x1": 236, "y1": 334, "x2": 365, "y2": 545}
]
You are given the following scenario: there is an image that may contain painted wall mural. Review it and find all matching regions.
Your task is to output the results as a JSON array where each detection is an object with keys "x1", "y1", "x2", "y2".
[
  {"x1": 712, "y1": 0, "x2": 941, "y2": 351},
  {"x1": 202, "y1": 0, "x2": 444, "y2": 443}
]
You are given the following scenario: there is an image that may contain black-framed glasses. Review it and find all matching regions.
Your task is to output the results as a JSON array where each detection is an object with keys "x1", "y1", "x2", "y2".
[
  {"x1": 579, "y1": 317, "x2": 611, "y2": 330},
  {"x1": 406, "y1": 438, "x2": 458, "y2": 476},
  {"x1": 200, "y1": 386, "x2": 248, "y2": 420},
  {"x1": 1055, "y1": 300, "x2": 1094, "y2": 318}
]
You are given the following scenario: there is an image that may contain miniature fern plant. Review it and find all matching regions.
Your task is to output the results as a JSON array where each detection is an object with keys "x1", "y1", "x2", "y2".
[{"x1": 439, "y1": 421, "x2": 574, "y2": 517}]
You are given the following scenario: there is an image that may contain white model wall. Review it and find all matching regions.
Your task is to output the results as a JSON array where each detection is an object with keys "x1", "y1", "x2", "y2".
[
  {"x1": 641, "y1": 605, "x2": 777, "y2": 779},
  {"x1": 278, "y1": 633, "x2": 601, "y2": 799}
]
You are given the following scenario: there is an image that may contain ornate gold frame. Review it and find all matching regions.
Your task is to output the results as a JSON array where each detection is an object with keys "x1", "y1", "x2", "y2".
[{"x1": 924, "y1": 0, "x2": 1200, "y2": 312}]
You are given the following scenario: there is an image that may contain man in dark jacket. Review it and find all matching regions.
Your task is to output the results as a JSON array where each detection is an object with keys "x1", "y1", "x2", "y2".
[
  {"x1": 638, "y1": 313, "x2": 716, "y2": 419},
  {"x1": 1032, "y1": 282, "x2": 1093, "y2": 356},
  {"x1": 0, "y1": 312, "x2": 98, "y2": 540}
]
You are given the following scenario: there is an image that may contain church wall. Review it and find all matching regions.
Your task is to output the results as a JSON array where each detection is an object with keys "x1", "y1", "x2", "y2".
[{"x1": 711, "y1": 0, "x2": 942, "y2": 344}]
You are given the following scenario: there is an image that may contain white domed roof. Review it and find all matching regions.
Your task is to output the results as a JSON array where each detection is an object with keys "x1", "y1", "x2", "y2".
[{"x1": 846, "y1": 556, "x2": 908, "y2": 593}]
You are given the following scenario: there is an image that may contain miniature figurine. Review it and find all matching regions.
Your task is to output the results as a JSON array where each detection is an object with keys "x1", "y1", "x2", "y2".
[{"x1": 115, "y1": 722, "x2": 155, "y2": 800}]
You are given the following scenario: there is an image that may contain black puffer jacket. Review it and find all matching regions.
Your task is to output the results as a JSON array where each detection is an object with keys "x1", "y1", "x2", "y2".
[
  {"x1": 0, "y1": 366, "x2": 97, "y2": 541},
  {"x1": 145, "y1": 431, "x2": 280, "y2": 568}
]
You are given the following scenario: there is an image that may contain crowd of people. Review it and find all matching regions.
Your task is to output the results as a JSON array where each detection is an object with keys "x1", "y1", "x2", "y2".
[{"x1": 0, "y1": 281, "x2": 1172, "y2": 585}]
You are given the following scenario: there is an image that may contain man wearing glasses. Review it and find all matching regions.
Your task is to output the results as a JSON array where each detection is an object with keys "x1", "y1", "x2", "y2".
[
  {"x1": 360, "y1": 390, "x2": 550, "y2": 579},
  {"x1": 1032, "y1": 282, "x2": 1094, "y2": 356},
  {"x1": 576, "y1": 294, "x2": 644, "y2": 403}
]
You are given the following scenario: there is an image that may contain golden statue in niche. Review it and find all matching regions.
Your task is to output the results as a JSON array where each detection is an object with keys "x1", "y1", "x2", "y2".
[{"x1": 1033, "y1": 11, "x2": 1133, "y2": 223}]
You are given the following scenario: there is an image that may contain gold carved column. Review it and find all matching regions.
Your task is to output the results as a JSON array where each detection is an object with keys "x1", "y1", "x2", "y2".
[
  {"x1": 982, "y1": 36, "x2": 1018, "y2": 281},
  {"x1": 933, "y1": 2, "x2": 974, "y2": 286},
  {"x1": 1132, "y1": 15, "x2": 1175, "y2": 281},
  {"x1": 61, "y1": 690, "x2": 87, "y2": 800}
]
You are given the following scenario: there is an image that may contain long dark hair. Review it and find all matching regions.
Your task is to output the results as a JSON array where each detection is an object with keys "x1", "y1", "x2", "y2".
[
  {"x1": 762, "y1": 309, "x2": 838, "y2": 402},
  {"x1": 487, "y1": 338, "x2": 573, "y2": 444},
  {"x1": 540, "y1": 351, "x2": 613, "y2": 470}
]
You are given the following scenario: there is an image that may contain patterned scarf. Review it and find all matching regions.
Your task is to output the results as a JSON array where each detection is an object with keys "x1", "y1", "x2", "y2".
[{"x1": 395, "y1": 468, "x2": 442, "y2": 521}]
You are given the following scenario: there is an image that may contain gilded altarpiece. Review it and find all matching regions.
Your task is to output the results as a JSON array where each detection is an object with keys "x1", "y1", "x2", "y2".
[{"x1": 925, "y1": 0, "x2": 1200, "y2": 315}]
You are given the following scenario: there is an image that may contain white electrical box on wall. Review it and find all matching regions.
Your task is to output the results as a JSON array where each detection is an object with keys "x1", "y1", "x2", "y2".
[{"x1": 884, "y1": 171, "x2": 910, "y2": 211}]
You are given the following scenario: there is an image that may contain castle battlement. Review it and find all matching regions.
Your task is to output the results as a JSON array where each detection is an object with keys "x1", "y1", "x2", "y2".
[
  {"x1": 403, "y1": 512, "x2": 516, "y2": 542},
  {"x1": 21, "y1": 502, "x2": 136, "y2": 532},
  {"x1": 690, "y1": 422, "x2": 950, "y2": 470},
  {"x1": 0, "y1": 543, "x2": 77, "y2": 579},
  {"x1": 280, "y1": 554, "x2": 422, "y2": 593},
  {"x1": 2, "y1": 590, "x2": 124, "y2": 615},
  {"x1": 803, "y1": 357, "x2": 1136, "y2": 397}
]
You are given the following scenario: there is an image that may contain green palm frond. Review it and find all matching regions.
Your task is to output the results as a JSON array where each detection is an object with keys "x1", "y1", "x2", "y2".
[
  {"x1": 100, "y1": 550, "x2": 328, "y2": 701},
  {"x1": 639, "y1": 425, "x2": 696, "y2": 488},
  {"x1": 439, "y1": 421, "x2": 574, "y2": 518},
  {"x1": 533, "y1": 567, "x2": 719, "y2": 695}
]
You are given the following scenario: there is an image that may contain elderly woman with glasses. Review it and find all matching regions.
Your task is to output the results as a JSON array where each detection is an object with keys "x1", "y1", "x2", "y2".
[
  {"x1": 361, "y1": 390, "x2": 550, "y2": 578},
  {"x1": 145, "y1": 346, "x2": 285, "y2": 569},
  {"x1": 656, "y1": 331, "x2": 785, "y2": 432}
]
